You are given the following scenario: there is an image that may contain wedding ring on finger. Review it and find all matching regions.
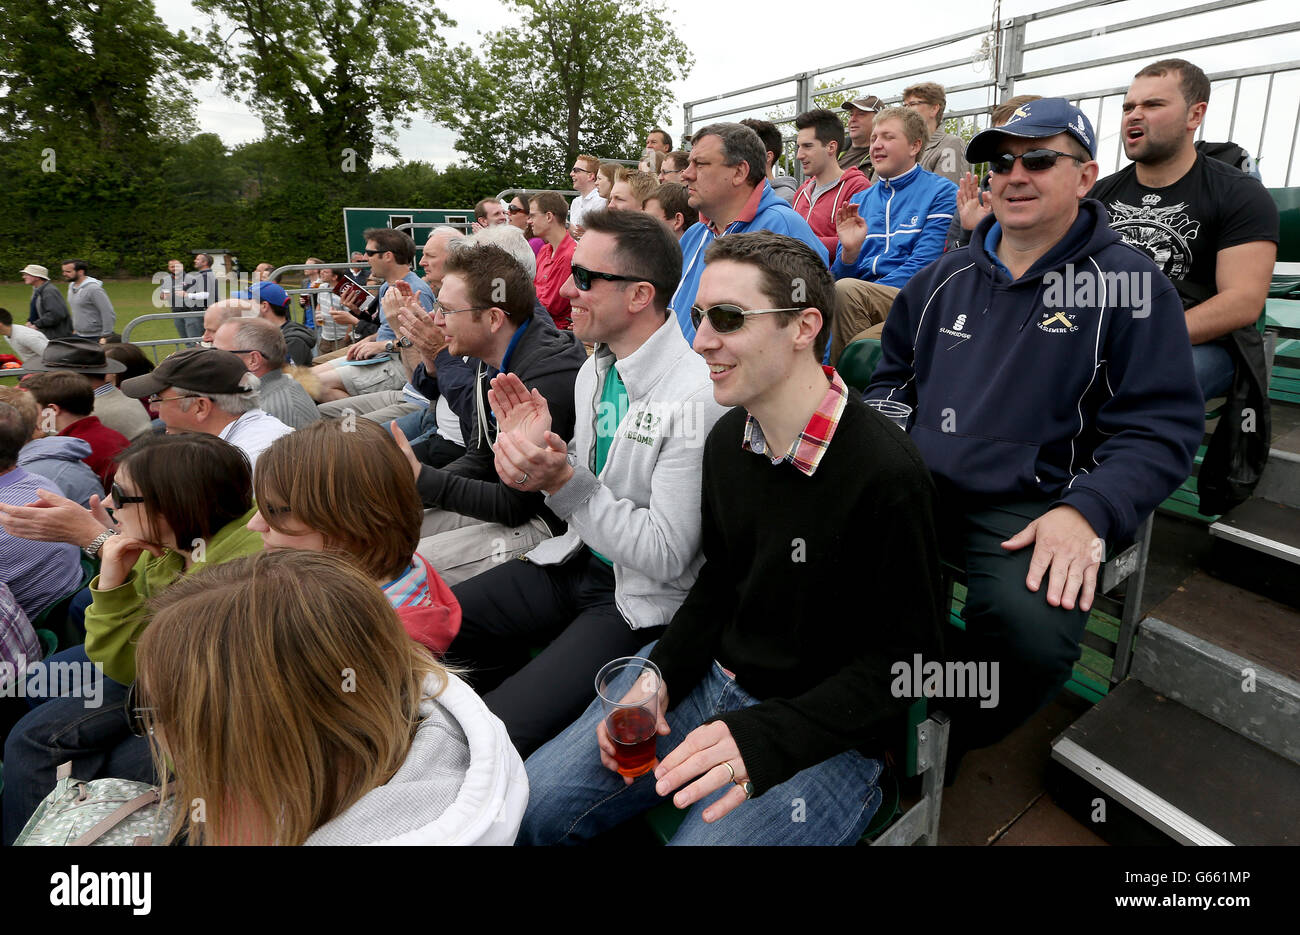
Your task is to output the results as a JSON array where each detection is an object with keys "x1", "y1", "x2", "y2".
[
  {"x1": 515, "y1": 473, "x2": 529, "y2": 485},
  {"x1": 722, "y1": 761, "x2": 735, "y2": 783}
]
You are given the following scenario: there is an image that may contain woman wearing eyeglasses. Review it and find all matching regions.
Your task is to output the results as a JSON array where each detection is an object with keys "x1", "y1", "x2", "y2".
[
  {"x1": 132, "y1": 550, "x2": 527, "y2": 845},
  {"x1": 0, "y1": 432, "x2": 262, "y2": 845},
  {"x1": 246, "y1": 419, "x2": 461, "y2": 655}
]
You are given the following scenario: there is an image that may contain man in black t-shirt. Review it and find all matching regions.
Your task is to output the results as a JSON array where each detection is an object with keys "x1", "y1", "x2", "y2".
[{"x1": 1089, "y1": 58, "x2": 1278, "y2": 400}]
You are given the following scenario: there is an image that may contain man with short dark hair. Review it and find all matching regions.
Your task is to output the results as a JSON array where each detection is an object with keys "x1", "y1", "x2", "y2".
[
  {"x1": 311, "y1": 228, "x2": 435, "y2": 401},
  {"x1": 740, "y1": 118, "x2": 798, "y2": 204},
  {"x1": 530, "y1": 192, "x2": 578, "y2": 330},
  {"x1": 120, "y1": 347, "x2": 292, "y2": 468},
  {"x1": 829, "y1": 106, "x2": 957, "y2": 362},
  {"x1": 792, "y1": 108, "x2": 871, "y2": 256},
  {"x1": 671, "y1": 122, "x2": 828, "y2": 343},
  {"x1": 159, "y1": 259, "x2": 192, "y2": 339},
  {"x1": 520, "y1": 230, "x2": 942, "y2": 843},
  {"x1": 1089, "y1": 58, "x2": 1278, "y2": 405},
  {"x1": 214, "y1": 318, "x2": 320, "y2": 429},
  {"x1": 646, "y1": 128, "x2": 673, "y2": 154},
  {"x1": 20, "y1": 265, "x2": 72, "y2": 340},
  {"x1": 241, "y1": 281, "x2": 316, "y2": 368},
  {"x1": 445, "y1": 209, "x2": 727, "y2": 757},
  {"x1": 173, "y1": 253, "x2": 218, "y2": 340},
  {"x1": 659, "y1": 151, "x2": 688, "y2": 184},
  {"x1": 23, "y1": 370, "x2": 128, "y2": 489},
  {"x1": 474, "y1": 198, "x2": 508, "y2": 228},
  {"x1": 0, "y1": 307, "x2": 48, "y2": 365},
  {"x1": 61, "y1": 259, "x2": 115, "y2": 338},
  {"x1": 902, "y1": 81, "x2": 971, "y2": 183},
  {"x1": 388, "y1": 243, "x2": 588, "y2": 584},
  {"x1": 839, "y1": 96, "x2": 883, "y2": 173},
  {"x1": 644, "y1": 182, "x2": 697, "y2": 238},
  {"x1": 866, "y1": 98, "x2": 1204, "y2": 762},
  {"x1": 569, "y1": 154, "x2": 607, "y2": 240}
]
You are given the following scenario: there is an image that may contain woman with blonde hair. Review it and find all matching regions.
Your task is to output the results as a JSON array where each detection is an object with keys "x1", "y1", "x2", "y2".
[
  {"x1": 135, "y1": 550, "x2": 528, "y2": 845},
  {"x1": 248, "y1": 418, "x2": 460, "y2": 654}
]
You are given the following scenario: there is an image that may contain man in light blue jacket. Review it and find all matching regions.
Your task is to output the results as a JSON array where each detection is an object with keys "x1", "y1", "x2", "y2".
[
  {"x1": 670, "y1": 122, "x2": 828, "y2": 344},
  {"x1": 829, "y1": 106, "x2": 957, "y2": 363}
]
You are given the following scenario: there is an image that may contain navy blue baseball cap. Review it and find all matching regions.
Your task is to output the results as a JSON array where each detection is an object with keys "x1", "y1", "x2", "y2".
[
  {"x1": 236, "y1": 281, "x2": 289, "y2": 309},
  {"x1": 965, "y1": 98, "x2": 1097, "y2": 163}
]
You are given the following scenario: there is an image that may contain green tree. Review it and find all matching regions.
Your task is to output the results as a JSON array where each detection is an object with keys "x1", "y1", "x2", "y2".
[
  {"x1": 425, "y1": 0, "x2": 692, "y2": 183},
  {"x1": 193, "y1": 0, "x2": 452, "y2": 173}
]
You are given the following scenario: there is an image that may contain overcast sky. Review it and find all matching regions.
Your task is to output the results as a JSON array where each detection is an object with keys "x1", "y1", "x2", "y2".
[{"x1": 159, "y1": 0, "x2": 1300, "y2": 185}]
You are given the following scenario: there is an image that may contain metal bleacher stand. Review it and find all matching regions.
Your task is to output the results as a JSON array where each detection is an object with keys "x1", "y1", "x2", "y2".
[{"x1": 690, "y1": 0, "x2": 1300, "y2": 844}]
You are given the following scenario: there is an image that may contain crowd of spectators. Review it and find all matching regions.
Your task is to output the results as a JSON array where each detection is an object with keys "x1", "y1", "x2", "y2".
[{"x1": 0, "y1": 58, "x2": 1281, "y2": 846}]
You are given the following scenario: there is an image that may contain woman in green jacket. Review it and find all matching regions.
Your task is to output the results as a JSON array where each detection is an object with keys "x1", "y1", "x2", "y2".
[{"x1": 85, "y1": 432, "x2": 264, "y2": 685}]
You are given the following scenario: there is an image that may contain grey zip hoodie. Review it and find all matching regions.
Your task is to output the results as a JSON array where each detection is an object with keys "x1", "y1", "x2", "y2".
[
  {"x1": 528, "y1": 315, "x2": 729, "y2": 630},
  {"x1": 68, "y1": 277, "x2": 115, "y2": 336}
]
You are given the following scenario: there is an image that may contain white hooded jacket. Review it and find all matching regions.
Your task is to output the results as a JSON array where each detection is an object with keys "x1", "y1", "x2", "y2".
[{"x1": 305, "y1": 672, "x2": 528, "y2": 845}]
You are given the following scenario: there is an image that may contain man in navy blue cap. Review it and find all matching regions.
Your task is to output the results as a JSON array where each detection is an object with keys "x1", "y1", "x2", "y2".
[
  {"x1": 239, "y1": 281, "x2": 317, "y2": 368},
  {"x1": 865, "y1": 98, "x2": 1205, "y2": 764}
]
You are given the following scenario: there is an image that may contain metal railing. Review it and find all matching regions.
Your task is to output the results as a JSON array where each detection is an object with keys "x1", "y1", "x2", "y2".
[
  {"x1": 683, "y1": 0, "x2": 1300, "y2": 185},
  {"x1": 120, "y1": 314, "x2": 203, "y2": 361}
]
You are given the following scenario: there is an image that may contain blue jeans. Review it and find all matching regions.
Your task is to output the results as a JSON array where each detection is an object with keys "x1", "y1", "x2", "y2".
[
  {"x1": 1193, "y1": 341, "x2": 1234, "y2": 402},
  {"x1": 391, "y1": 406, "x2": 440, "y2": 447},
  {"x1": 519, "y1": 642, "x2": 883, "y2": 846}
]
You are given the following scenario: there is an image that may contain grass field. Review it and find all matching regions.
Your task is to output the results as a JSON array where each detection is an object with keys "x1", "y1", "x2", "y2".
[{"x1": 1, "y1": 279, "x2": 203, "y2": 384}]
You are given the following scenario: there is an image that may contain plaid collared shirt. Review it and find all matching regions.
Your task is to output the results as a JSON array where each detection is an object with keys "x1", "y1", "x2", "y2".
[
  {"x1": 0, "y1": 581, "x2": 39, "y2": 694},
  {"x1": 741, "y1": 366, "x2": 848, "y2": 476}
]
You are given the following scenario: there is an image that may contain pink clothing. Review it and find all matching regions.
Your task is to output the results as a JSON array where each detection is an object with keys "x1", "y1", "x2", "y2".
[
  {"x1": 791, "y1": 166, "x2": 871, "y2": 256},
  {"x1": 534, "y1": 235, "x2": 577, "y2": 330}
]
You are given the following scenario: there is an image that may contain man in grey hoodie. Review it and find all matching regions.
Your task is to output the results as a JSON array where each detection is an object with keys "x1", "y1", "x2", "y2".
[
  {"x1": 444, "y1": 210, "x2": 728, "y2": 757},
  {"x1": 61, "y1": 260, "x2": 115, "y2": 337}
]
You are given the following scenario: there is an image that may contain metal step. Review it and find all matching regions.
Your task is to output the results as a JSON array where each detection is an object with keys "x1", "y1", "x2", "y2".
[
  {"x1": 1051, "y1": 680, "x2": 1300, "y2": 845},
  {"x1": 1132, "y1": 617, "x2": 1300, "y2": 764},
  {"x1": 1209, "y1": 498, "x2": 1300, "y2": 564}
]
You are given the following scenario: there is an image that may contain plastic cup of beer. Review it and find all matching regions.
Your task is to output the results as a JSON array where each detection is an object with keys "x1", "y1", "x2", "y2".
[
  {"x1": 865, "y1": 398, "x2": 912, "y2": 430},
  {"x1": 596, "y1": 656, "x2": 663, "y2": 779}
]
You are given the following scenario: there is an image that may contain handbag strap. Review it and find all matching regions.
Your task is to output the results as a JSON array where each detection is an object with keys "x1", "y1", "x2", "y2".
[{"x1": 71, "y1": 789, "x2": 162, "y2": 847}]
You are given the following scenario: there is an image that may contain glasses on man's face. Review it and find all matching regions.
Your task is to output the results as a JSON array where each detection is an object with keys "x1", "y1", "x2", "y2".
[
  {"x1": 690, "y1": 304, "x2": 804, "y2": 334},
  {"x1": 147, "y1": 392, "x2": 200, "y2": 406},
  {"x1": 987, "y1": 149, "x2": 1084, "y2": 174},
  {"x1": 570, "y1": 166, "x2": 593, "y2": 175},
  {"x1": 433, "y1": 301, "x2": 492, "y2": 317},
  {"x1": 569, "y1": 264, "x2": 643, "y2": 292},
  {"x1": 364, "y1": 248, "x2": 390, "y2": 256}
]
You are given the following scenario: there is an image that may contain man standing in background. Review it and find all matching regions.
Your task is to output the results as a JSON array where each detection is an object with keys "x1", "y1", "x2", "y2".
[{"x1": 62, "y1": 259, "x2": 115, "y2": 338}]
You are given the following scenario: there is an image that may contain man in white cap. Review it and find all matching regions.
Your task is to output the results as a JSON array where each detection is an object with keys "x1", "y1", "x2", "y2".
[{"x1": 19, "y1": 265, "x2": 72, "y2": 340}]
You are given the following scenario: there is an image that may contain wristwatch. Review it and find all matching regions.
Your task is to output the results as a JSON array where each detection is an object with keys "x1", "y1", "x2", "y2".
[
  {"x1": 83, "y1": 528, "x2": 118, "y2": 560},
  {"x1": 383, "y1": 340, "x2": 395, "y2": 353}
]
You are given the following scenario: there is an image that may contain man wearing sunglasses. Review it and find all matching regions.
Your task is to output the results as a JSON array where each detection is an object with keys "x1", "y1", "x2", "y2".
[
  {"x1": 519, "y1": 231, "x2": 942, "y2": 844},
  {"x1": 568, "y1": 154, "x2": 606, "y2": 241},
  {"x1": 829, "y1": 106, "x2": 957, "y2": 365},
  {"x1": 865, "y1": 98, "x2": 1204, "y2": 768},
  {"x1": 445, "y1": 209, "x2": 726, "y2": 759},
  {"x1": 671, "y1": 122, "x2": 828, "y2": 344}
]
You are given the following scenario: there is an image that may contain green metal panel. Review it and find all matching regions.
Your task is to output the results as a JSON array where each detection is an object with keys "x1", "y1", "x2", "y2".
[
  {"x1": 1269, "y1": 187, "x2": 1300, "y2": 264},
  {"x1": 341, "y1": 206, "x2": 474, "y2": 257}
]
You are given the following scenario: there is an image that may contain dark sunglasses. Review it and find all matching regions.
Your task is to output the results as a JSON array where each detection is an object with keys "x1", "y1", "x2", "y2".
[
  {"x1": 987, "y1": 149, "x2": 1084, "y2": 174},
  {"x1": 570, "y1": 264, "x2": 643, "y2": 292},
  {"x1": 690, "y1": 304, "x2": 804, "y2": 334},
  {"x1": 110, "y1": 483, "x2": 145, "y2": 509},
  {"x1": 507, "y1": 204, "x2": 526, "y2": 214}
]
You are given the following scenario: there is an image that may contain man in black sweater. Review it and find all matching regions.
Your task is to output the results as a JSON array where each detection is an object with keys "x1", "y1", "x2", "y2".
[
  {"x1": 519, "y1": 232, "x2": 944, "y2": 845},
  {"x1": 389, "y1": 244, "x2": 588, "y2": 585}
]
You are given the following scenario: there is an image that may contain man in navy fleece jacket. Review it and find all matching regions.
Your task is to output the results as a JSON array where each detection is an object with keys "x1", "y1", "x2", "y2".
[{"x1": 865, "y1": 99, "x2": 1204, "y2": 759}]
